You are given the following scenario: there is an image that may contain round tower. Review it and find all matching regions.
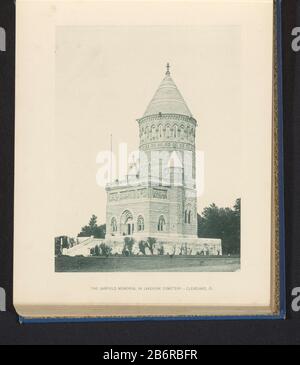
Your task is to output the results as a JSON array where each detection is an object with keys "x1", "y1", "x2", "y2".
[
  {"x1": 137, "y1": 64, "x2": 198, "y2": 237},
  {"x1": 137, "y1": 64, "x2": 197, "y2": 190}
]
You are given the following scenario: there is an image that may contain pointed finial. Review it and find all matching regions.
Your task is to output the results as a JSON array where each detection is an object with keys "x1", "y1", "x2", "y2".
[{"x1": 166, "y1": 62, "x2": 170, "y2": 75}]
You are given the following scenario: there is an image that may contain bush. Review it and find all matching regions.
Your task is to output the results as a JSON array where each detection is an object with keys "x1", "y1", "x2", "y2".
[
  {"x1": 157, "y1": 243, "x2": 164, "y2": 256},
  {"x1": 100, "y1": 243, "x2": 112, "y2": 257},
  {"x1": 94, "y1": 245, "x2": 100, "y2": 256},
  {"x1": 138, "y1": 240, "x2": 147, "y2": 255},
  {"x1": 55, "y1": 236, "x2": 70, "y2": 256},
  {"x1": 123, "y1": 237, "x2": 135, "y2": 256},
  {"x1": 146, "y1": 237, "x2": 156, "y2": 255},
  {"x1": 55, "y1": 237, "x2": 62, "y2": 257}
]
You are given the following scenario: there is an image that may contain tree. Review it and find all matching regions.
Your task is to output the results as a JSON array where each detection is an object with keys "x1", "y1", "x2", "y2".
[
  {"x1": 100, "y1": 242, "x2": 112, "y2": 257},
  {"x1": 94, "y1": 244, "x2": 100, "y2": 256},
  {"x1": 69, "y1": 237, "x2": 75, "y2": 247},
  {"x1": 89, "y1": 215, "x2": 97, "y2": 230},
  {"x1": 146, "y1": 237, "x2": 156, "y2": 255},
  {"x1": 197, "y1": 199, "x2": 241, "y2": 255},
  {"x1": 55, "y1": 236, "x2": 69, "y2": 256},
  {"x1": 138, "y1": 240, "x2": 147, "y2": 255},
  {"x1": 78, "y1": 215, "x2": 106, "y2": 239},
  {"x1": 123, "y1": 237, "x2": 135, "y2": 256},
  {"x1": 157, "y1": 244, "x2": 164, "y2": 256},
  {"x1": 55, "y1": 237, "x2": 62, "y2": 256}
]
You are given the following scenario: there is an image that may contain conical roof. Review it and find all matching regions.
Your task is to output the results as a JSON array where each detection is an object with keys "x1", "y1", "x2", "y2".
[{"x1": 143, "y1": 65, "x2": 192, "y2": 118}]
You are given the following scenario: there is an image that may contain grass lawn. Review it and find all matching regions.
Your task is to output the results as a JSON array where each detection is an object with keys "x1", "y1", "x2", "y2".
[{"x1": 55, "y1": 255, "x2": 240, "y2": 272}]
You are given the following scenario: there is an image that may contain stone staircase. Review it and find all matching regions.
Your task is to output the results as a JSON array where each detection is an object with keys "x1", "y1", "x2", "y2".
[{"x1": 63, "y1": 236, "x2": 103, "y2": 257}]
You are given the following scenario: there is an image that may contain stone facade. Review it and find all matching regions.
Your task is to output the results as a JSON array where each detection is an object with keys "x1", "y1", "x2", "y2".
[{"x1": 105, "y1": 65, "x2": 222, "y2": 255}]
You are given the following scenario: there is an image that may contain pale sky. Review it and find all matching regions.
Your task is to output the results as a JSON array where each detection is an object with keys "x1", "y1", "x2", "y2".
[{"x1": 55, "y1": 25, "x2": 241, "y2": 236}]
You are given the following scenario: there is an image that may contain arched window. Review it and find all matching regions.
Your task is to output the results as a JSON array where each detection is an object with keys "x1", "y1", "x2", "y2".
[
  {"x1": 159, "y1": 124, "x2": 162, "y2": 138},
  {"x1": 180, "y1": 125, "x2": 184, "y2": 139},
  {"x1": 151, "y1": 125, "x2": 156, "y2": 140},
  {"x1": 137, "y1": 215, "x2": 144, "y2": 232},
  {"x1": 174, "y1": 125, "x2": 177, "y2": 138},
  {"x1": 186, "y1": 126, "x2": 190, "y2": 140},
  {"x1": 111, "y1": 217, "x2": 118, "y2": 233},
  {"x1": 184, "y1": 208, "x2": 192, "y2": 224},
  {"x1": 177, "y1": 126, "x2": 181, "y2": 138},
  {"x1": 166, "y1": 125, "x2": 170, "y2": 138},
  {"x1": 121, "y1": 210, "x2": 134, "y2": 236},
  {"x1": 158, "y1": 215, "x2": 166, "y2": 231}
]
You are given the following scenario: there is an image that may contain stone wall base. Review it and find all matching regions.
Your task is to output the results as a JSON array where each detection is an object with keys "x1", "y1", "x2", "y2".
[{"x1": 64, "y1": 236, "x2": 222, "y2": 256}]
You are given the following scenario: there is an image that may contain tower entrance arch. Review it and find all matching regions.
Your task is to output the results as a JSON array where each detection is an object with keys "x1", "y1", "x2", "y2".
[{"x1": 120, "y1": 210, "x2": 134, "y2": 236}]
